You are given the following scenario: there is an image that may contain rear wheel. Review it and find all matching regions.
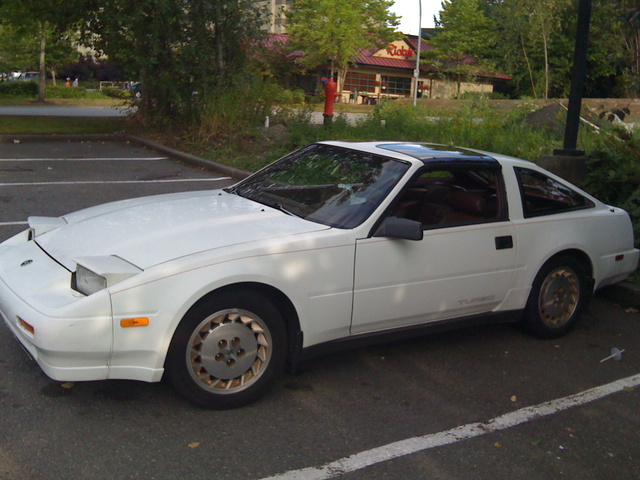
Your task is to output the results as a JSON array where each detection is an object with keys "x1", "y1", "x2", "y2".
[
  {"x1": 165, "y1": 290, "x2": 287, "y2": 409},
  {"x1": 522, "y1": 255, "x2": 590, "y2": 338}
]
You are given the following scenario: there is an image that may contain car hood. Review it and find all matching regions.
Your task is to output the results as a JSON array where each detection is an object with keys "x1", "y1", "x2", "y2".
[{"x1": 34, "y1": 190, "x2": 330, "y2": 270}]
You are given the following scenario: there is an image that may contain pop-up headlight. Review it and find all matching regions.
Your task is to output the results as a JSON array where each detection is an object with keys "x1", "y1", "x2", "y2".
[
  {"x1": 28, "y1": 216, "x2": 67, "y2": 239},
  {"x1": 72, "y1": 255, "x2": 143, "y2": 296}
]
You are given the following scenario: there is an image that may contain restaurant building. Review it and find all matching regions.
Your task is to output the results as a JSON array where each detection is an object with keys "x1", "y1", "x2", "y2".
[
  {"x1": 346, "y1": 36, "x2": 510, "y2": 102},
  {"x1": 266, "y1": 33, "x2": 511, "y2": 103}
]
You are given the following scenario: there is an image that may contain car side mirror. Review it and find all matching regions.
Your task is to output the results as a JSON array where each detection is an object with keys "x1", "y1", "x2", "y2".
[{"x1": 373, "y1": 217, "x2": 423, "y2": 241}]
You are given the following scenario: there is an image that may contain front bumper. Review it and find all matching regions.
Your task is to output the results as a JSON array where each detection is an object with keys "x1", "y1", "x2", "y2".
[{"x1": 0, "y1": 234, "x2": 113, "y2": 381}]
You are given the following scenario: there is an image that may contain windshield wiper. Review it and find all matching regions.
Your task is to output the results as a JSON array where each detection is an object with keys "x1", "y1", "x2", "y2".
[{"x1": 273, "y1": 203, "x2": 301, "y2": 218}]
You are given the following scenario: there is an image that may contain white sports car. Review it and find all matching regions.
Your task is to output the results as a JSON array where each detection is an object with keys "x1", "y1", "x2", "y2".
[{"x1": 1, "y1": 141, "x2": 637, "y2": 408}]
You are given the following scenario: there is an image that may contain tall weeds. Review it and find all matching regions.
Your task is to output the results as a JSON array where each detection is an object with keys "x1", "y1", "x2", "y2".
[{"x1": 269, "y1": 98, "x2": 564, "y2": 163}]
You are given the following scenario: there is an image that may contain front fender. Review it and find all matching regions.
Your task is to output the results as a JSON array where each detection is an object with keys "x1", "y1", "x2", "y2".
[{"x1": 107, "y1": 229, "x2": 357, "y2": 380}]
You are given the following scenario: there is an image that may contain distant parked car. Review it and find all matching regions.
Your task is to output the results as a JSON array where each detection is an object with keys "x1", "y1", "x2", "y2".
[
  {"x1": 0, "y1": 141, "x2": 637, "y2": 409},
  {"x1": 8, "y1": 71, "x2": 39, "y2": 82},
  {"x1": 128, "y1": 82, "x2": 142, "y2": 98}
]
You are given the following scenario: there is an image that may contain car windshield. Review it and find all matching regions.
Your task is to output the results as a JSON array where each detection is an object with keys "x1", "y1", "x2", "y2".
[{"x1": 229, "y1": 143, "x2": 410, "y2": 228}]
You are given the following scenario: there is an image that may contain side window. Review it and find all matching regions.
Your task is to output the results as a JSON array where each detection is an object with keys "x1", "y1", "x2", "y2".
[
  {"x1": 391, "y1": 167, "x2": 506, "y2": 229},
  {"x1": 514, "y1": 167, "x2": 594, "y2": 218}
]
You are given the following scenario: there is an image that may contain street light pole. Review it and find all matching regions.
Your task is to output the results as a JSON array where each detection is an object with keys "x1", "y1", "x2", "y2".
[
  {"x1": 539, "y1": 0, "x2": 592, "y2": 186},
  {"x1": 412, "y1": 0, "x2": 422, "y2": 107},
  {"x1": 556, "y1": 0, "x2": 592, "y2": 155}
]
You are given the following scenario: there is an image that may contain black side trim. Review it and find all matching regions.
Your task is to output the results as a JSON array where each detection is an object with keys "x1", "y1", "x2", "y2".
[{"x1": 298, "y1": 310, "x2": 522, "y2": 363}]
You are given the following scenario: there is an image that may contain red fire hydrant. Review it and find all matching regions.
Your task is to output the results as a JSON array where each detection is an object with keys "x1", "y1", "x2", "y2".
[{"x1": 323, "y1": 77, "x2": 337, "y2": 125}]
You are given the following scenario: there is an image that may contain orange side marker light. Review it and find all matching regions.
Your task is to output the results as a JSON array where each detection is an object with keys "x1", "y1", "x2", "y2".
[{"x1": 120, "y1": 317, "x2": 149, "y2": 328}]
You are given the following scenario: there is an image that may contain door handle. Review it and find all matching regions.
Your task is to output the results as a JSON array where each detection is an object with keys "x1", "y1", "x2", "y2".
[{"x1": 495, "y1": 235, "x2": 513, "y2": 250}]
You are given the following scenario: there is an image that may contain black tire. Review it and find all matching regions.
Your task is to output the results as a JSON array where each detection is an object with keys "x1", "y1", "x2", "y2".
[
  {"x1": 522, "y1": 255, "x2": 590, "y2": 339},
  {"x1": 165, "y1": 289, "x2": 287, "y2": 409}
]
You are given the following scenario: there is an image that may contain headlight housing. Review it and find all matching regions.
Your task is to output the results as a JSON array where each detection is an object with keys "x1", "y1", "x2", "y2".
[
  {"x1": 72, "y1": 256, "x2": 142, "y2": 296},
  {"x1": 72, "y1": 264, "x2": 107, "y2": 296},
  {"x1": 28, "y1": 216, "x2": 67, "y2": 239}
]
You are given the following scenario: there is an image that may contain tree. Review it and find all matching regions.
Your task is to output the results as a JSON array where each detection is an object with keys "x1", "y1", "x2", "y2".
[
  {"x1": 0, "y1": 0, "x2": 86, "y2": 102},
  {"x1": 487, "y1": 0, "x2": 638, "y2": 99},
  {"x1": 86, "y1": 0, "x2": 267, "y2": 124},
  {"x1": 428, "y1": 0, "x2": 495, "y2": 66},
  {"x1": 618, "y1": 1, "x2": 640, "y2": 95},
  {"x1": 285, "y1": 0, "x2": 399, "y2": 92},
  {"x1": 419, "y1": 0, "x2": 638, "y2": 99},
  {"x1": 486, "y1": 0, "x2": 566, "y2": 99},
  {"x1": 525, "y1": 0, "x2": 565, "y2": 99},
  {"x1": 420, "y1": 0, "x2": 499, "y2": 90},
  {"x1": 0, "y1": 24, "x2": 80, "y2": 86},
  {"x1": 0, "y1": 25, "x2": 38, "y2": 71}
]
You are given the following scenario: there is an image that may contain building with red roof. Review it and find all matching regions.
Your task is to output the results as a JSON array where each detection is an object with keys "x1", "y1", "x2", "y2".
[{"x1": 264, "y1": 33, "x2": 511, "y2": 102}]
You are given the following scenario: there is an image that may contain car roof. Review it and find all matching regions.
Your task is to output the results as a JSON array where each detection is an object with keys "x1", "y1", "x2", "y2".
[
  {"x1": 316, "y1": 141, "x2": 593, "y2": 197},
  {"x1": 319, "y1": 141, "x2": 500, "y2": 168}
]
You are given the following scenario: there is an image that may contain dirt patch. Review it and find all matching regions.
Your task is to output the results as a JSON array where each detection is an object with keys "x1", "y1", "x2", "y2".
[{"x1": 523, "y1": 102, "x2": 567, "y2": 135}]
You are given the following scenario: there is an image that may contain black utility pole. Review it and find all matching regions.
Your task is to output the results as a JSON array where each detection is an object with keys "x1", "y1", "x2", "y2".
[{"x1": 555, "y1": 0, "x2": 592, "y2": 156}]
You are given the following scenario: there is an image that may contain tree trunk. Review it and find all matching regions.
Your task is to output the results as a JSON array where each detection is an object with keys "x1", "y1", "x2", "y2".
[
  {"x1": 214, "y1": 3, "x2": 225, "y2": 76},
  {"x1": 520, "y1": 35, "x2": 537, "y2": 99},
  {"x1": 541, "y1": 20, "x2": 550, "y2": 100},
  {"x1": 37, "y1": 21, "x2": 47, "y2": 103},
  {"x1": 634, "y1": 30, "x2": 640, "y2": 88},
  {"x1": 337, "y1": 64, "x2": 348, "y2": 97}
]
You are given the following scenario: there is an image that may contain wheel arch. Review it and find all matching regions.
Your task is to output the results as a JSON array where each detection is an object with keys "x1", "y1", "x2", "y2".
[
  {"x1": 521, "y1": 247, "x2": 594, "y2": 338},
  {"x1": 543, "y1": 248, "x2": 594, "y2": 289},
  {"x1": 174, "y1": 281, "x2": 302, "y2": 365}
]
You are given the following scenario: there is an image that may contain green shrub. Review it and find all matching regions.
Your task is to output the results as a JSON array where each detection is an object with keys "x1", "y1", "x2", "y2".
[
  {"x1": 101, "y1": 86, "x2": 131, "y2": 99},
  {"x1": 585, "y1": 129, "x2": 640, "y2": 256},
  {"x1": 199, "y1": 78, "x2": 284, "y2": 135},
  {"x1": 0, "y1": 81, "x2": 38, "y2": 97},
  {"x1": 45, "y1": 86, "x2": 89, "y2": 99},
  {"x1": 273, "y1": 88, "x2": 305, "y2": 105}
]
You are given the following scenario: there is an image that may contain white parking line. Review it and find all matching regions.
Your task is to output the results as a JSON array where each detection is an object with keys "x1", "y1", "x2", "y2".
[
  {"x1": 261, "y1": 373, "x2": 640, "y2": 480},
  {"x1": 0, "y1": 221, "x2": 27, "y2": 227},
  {"x1": 0, "y1": 177, "x2": 231, "y2": 187},
  {"x1": 0, "y1": 157, "x2": 167, "y2": 162}
]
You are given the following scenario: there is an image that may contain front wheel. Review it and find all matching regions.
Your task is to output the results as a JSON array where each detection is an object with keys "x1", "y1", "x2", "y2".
[
  {"x1": 165, "y1": 290, "x2": 287, "y2": 409},
  {"x1": 522, "y1": 255, "x2": 590, "y2": 339}
]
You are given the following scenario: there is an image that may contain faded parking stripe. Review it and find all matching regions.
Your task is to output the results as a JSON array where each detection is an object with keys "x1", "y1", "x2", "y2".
[{"x1": 262, "y1": 373, "x2": 640, "y2": 480}]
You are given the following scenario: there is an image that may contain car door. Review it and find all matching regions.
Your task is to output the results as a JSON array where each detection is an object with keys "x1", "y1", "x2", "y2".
[{"x1": 350, "y1": 164, "x2": 517, "y2": 334}]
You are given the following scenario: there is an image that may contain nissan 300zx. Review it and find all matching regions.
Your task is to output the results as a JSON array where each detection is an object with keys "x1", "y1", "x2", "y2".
[{"x1": 0, "y1": 141, "x2": 637, "y2": 408}]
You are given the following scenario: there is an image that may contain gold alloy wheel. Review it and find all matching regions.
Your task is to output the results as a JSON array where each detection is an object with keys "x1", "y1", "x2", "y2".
[
  {"x1": 537, "y1": 266, "x2": 580, "y2": 327},
  {"x1": 186, "y1": 309, "x2": 272, "y2": 394}
]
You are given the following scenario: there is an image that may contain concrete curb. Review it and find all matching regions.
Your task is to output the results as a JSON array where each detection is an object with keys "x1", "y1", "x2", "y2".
[{"x1": 0, "y1": 133, "x2": 251, "y2": 180}]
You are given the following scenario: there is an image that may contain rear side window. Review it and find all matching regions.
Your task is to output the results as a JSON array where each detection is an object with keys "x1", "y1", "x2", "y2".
[{"x1": 515, "y1": 167, "x2": 594, "y2": 218}]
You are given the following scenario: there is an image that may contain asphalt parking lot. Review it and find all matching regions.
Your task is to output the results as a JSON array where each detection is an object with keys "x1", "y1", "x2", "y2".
[{"x1": 0, "y1": 138, "x2": 639, "y2": 480}]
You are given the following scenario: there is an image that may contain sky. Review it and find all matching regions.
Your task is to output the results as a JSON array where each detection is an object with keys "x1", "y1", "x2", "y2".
[{"x1": 390, "y1": 0, "x2": 442, "y2": 35}]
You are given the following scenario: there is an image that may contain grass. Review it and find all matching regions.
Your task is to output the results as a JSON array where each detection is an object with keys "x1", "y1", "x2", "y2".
[{"x1": 0, "y1": 115, "x2": 140, "y2": 135}]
